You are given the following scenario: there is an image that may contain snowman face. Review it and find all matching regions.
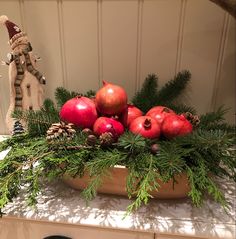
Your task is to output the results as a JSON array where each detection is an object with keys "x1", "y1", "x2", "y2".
[{"x1": 11, "y1": 36, "x2": 29, "y2": 54}]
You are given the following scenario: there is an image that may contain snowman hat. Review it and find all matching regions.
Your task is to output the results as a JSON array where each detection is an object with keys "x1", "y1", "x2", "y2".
[{"x1": 0, "y1": 15, "x2": 27, "y2": 47}]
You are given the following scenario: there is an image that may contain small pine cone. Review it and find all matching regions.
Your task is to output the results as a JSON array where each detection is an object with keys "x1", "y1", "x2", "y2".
[
  {"x1": 82, "y1": 128, "x2": 94, "y2": 136},
  {"x1": 86, "y1": 134, "x2": 97, "y2": 146},
  {"x1": 99, "y1": 132, "x2": 114, "y2": 147},
  {"x1": 192, "y1": 115, "x2": 200, "y2": 126},
  {"x1": 12, "y1": 120, "x2": 25, "y2": 136},
  {"x1": 183, "y1": 112, "x2": 200, "y2": 127},
  {"x1": 46, "y1": 121, "x2": 76, "y2": 141},
  {"x1": 184, "y1": 112, "x2": 193, "y2": 119},
  {"x1": 150, "y1": 143, "x2": 160, "y2": 154}
]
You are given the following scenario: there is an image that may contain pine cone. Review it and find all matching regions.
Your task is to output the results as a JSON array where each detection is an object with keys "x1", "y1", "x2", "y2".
[
  {"x1": 99, "y1": 132, "x2": 114, "y2": 147},
  {"x1": 82, "y1": 128, "x2": 94, "y2": 136},
  {"x1": 46, "y1": 121, "x2": 76, "y2": 141},
  {"x1": 150, "y1": 143, "x2": 160, "y2": 154},
  {"x1": 12, "y1": 120, "x2": 25, "y2": 136},
  {"x1": 86, "y1": 134, "x2": 97, "y2": 146},
  {"x1": 184, "y1": 112, "x2": 200, "y2": 127}
]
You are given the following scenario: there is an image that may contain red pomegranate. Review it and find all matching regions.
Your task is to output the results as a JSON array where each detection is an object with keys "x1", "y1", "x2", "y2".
[
  {"x1": 146, "y1": 106, "x2": 174, "y2": 125},
  {"x1": 93, "y1": 117, "x2": 125, "y2": 139},
  {"x1": 95, "y1": 81, "x2": 127, "y2": 115},
  {"x1": 161, "y1": 114, "x2": 193, "y2": 139},
  {"x1": 120, "y1": 104, "x2": 143, "y2": 127},
  {"x1": 129, "y1": 116, "x2": 161, "y2": 139},
  {"x1": 60, "y1": 96, "x2": 97, "y2": 129}
]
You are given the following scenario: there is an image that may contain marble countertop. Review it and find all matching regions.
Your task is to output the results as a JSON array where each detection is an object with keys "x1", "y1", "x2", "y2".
[{"x1": 0, "y1": 135, "x2": 235, "y2": 238}]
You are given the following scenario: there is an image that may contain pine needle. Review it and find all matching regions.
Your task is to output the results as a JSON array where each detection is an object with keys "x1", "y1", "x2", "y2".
[{"x1": 132, "y1": 74, "x2": 159, "y2": 113}]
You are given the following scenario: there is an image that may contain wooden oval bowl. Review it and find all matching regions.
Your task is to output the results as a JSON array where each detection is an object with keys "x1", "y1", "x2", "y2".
[{"x1": 63, "y1": 165, "x2": 190, "y2": 199}]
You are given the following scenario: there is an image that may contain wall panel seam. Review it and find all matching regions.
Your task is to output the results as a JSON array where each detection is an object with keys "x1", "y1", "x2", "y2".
[
  {"x1": 211, "y1": 13, "x2": 230, "y2": 111},
  {"x1": 0, "y1": 86, "x2": 5, "y2": 133},
  {"x1": 135, "y1": 0, "x2": 143, "y2": 91},
  {"x1": 19, "y1": 0, "x2": 27, "y2": 32},
  {"x1": 57, "y1": 0, "x2": 68, "y2": 88},
  {"x1": 97, "y1": 0, "x2": 103, "y2": 88},
  {"x1": 175, "y1": 0, "x2": 187, "y2": 74}
]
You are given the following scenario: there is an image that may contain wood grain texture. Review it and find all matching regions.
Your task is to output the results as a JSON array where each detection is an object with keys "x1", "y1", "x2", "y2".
[{"x1": 63, "y1": 166, "x2": 190, "y2": 199}]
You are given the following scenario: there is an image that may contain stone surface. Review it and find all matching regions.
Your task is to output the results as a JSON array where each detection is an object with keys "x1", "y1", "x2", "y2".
[{"x1": 1, "y1": 177, "x2": 235, "y2": 238}]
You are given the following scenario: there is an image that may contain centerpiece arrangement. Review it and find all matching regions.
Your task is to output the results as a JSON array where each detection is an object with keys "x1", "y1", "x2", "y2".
[{"x1": 0, "y1": 70, "x2": 235, "y2": 216}]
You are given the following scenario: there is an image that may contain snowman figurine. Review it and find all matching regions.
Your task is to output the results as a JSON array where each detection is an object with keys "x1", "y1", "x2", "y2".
[{"x1": 0, "y1": 15, "x2": 46, "y2": 133}]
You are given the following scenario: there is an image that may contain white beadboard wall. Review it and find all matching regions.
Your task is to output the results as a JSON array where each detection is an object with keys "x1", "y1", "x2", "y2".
[{"x1": 0, "y1": 0, "x2": 235, "y2": 134}]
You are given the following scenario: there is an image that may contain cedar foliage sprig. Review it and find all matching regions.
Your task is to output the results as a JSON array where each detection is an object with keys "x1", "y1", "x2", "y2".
[
  {"x1": 0, "y1": 119, "x2": 235, "y2": 216},
  {"x1": 125, "y1": 154, "x2": 160, "y2": 214},
  {"x1": 0, "y1": 136, "x2": 50, "y2": 216},
  {"x1": 1, "y1": 72, "x2": 235, "y2": 216}
]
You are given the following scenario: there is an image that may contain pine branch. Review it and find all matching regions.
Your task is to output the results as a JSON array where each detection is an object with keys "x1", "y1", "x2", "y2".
[
  {"x1": 0, "y1": 101, "x2": 235, "y2": 216},
  {"x1": 84, "y1": 90, "x2": 96, "y2": 98},
  {"x1": 132, "y1": 74, "x2": 159, "y2": 113},
  {"x1": 155, "y1": 141, "x2": 189, "y2": 181},
  {"x1": 12, "y1": 100, "x2": 60, "y2": 136},
  {"x1": 55, "y1": 87, "x2": 96, "y2": 109},
  {"x1": 166, "y1": 103, "x2": 197, "y2": 114},
  {"x1": 55, "y1": 87, "x2": 79, "y2": 109},
  {"x1": 199, "y1": 106, "x2": 235, "y2": 132},
  {"x1": 156, "y1": 70, "x2": 191, "y2": 105},
  {"x1": 117, "y1": 132, "x2": 147, "y2": 154},
  {"x1": 131, "y1": 71, "x2": 191, "y2": 113},
  {"x1": 42, "y1": 98, "x2": 58, "y2": 113}
]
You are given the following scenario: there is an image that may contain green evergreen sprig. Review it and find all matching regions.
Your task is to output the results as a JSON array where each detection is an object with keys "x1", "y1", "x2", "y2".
[
  {"x1": 0, "y1": 72, "x2": 235, "y2": 216},
  {"x1": 199, "y1": 106, "x2": 235, "y2": 132},
  {"x1": 132, "y1": 70, "x2": 193, "y2": 113},
  {"x1": 55, "y1": 87, "x2": 96, "y2": 109},
  {"x1": 132, "y1": 74, "x2": 159, "y2": 113},
  {"x1": 156, "y1": 70, "x2": 191, "y2": 105},
  {"x1": 0, "y1": 122, "x2": 235, "y2": 216},
  {"x1": 12, "y1": 98, "x2": 59, "y2": 136},
  {"x1": 126, "y1": 154, "x2": 160, "y2": 214},
  {"x1": 55, "y1": 87, "x2": 79, "y2": 109},
  {"x1": 11, "y1": 87, "x2": 97, "y2": 136}
]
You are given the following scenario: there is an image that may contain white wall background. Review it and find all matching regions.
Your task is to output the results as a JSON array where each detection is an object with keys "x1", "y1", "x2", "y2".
[{"x1": 0, "y1": 0, "x2": 235, "y2": 134}]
